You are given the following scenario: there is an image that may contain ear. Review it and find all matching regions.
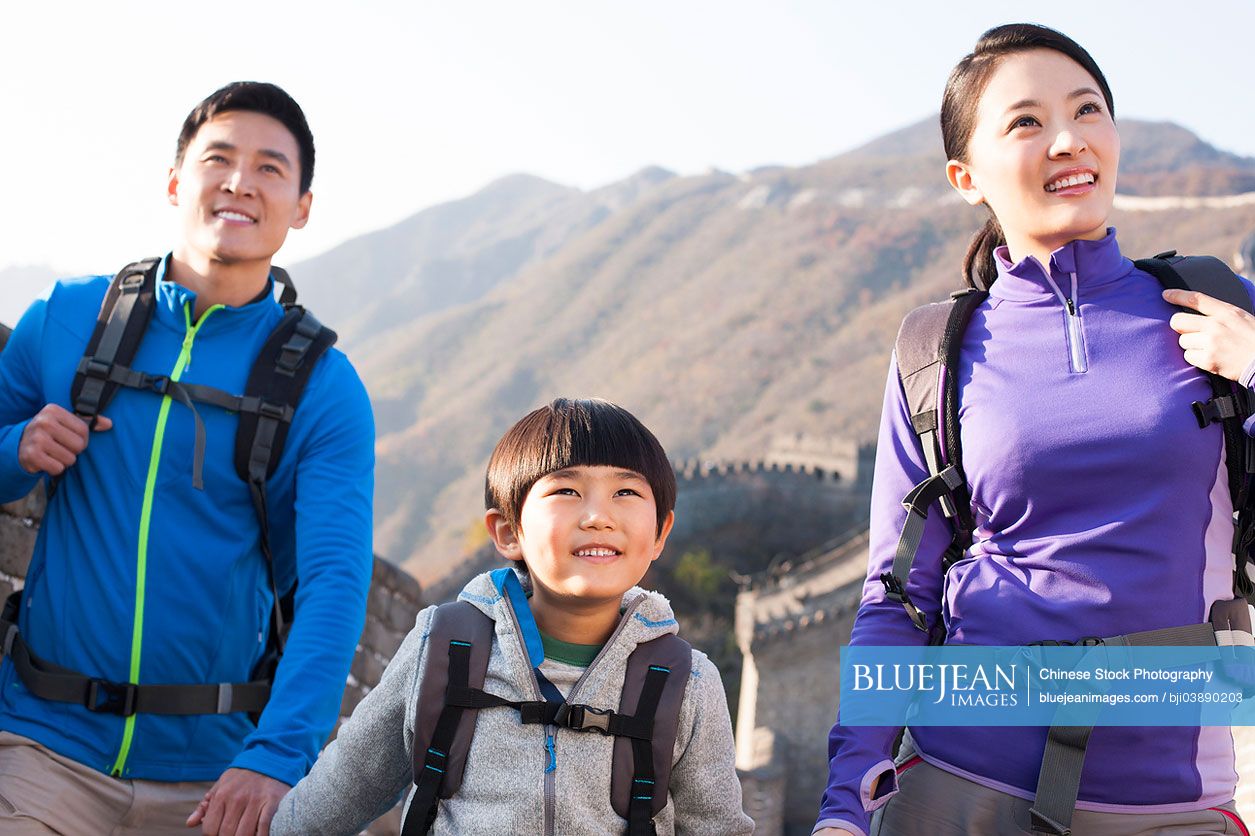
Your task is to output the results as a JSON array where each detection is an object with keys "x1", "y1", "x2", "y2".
[
  {"x1": 290, "y1": 190, "x2": 313, "y2": 230},
  {"x1": 485, "y1": 509, "x2": 525, "y2": 564},
  {"x1": 167, "y1": 166, "x2": 180, "y2": 206},
  {"x1": 946, "y1": 159, "x2": 985, "y2": 207},
  {"x1": 650, "y1": 510, "x2": 676, "y2": 562}
]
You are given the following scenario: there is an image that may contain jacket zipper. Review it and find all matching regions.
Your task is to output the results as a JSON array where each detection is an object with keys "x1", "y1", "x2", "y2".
[
  {"x1": 499, "y1": 597, "x2": 551, "y2": 834},
  {"x1": 502, "y1": 591, "x2": 647, "y2": 836},
  {"x1": 110, "y1": 302, "x2": 222, "y2": 777},
  {"x1": 1041, "y1": 268, "x2": 1088, "y2": 374},
  {"x1": 548, "y1": 595, "x2": 645, "y2": 836}
]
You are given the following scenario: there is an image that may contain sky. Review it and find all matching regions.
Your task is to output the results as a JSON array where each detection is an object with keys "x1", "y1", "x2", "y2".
[{"x1": 1, "y1": 0, "x2": 1253, "y2": 285}]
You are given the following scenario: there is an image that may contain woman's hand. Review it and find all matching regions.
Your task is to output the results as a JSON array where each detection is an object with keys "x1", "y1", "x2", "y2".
[{"x1": 1164, "y1": 288, "x2": 1255, "y2": 382}]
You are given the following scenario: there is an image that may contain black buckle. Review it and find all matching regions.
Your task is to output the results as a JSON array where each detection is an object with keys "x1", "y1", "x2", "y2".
[
  {"x1": 1028, "y1": 636, "x2": 1104, "y2": 647},
  {"x1": 880, "y1": 572, "x2": 906, "y2": 602},
  {"x1": 880, "y1": 573, "x2": 929, "y2": 633},
  {"x1": 82, "y1": 358, "x2": 111, "y2": 381},
  {"x1": 258, "y1": 401, "x2": 288, "y2": 422},
  {"x1": 1193, "y1": 396, "x2": 1240, "y2": 429},
  {"x1": 555, "y1": 703, "x2": 613, "y2": 734},
  {"x1": 119, "y1": 271, "x2": 147, "y2": 290},
  {"x1": 147, "y1": 375, "x2": 170, "y2": 395},
  {"x1": 277, "y1": 345, "x2": 303, "y2": 375},
  {"x1": 86, "y1": 679, "x2": 138, "y2": 716}
]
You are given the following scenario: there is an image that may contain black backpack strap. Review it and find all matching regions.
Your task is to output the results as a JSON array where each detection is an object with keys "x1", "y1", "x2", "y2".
[
  {"x1": 232, "y1": 304, "x2": 337, "y2": 660},
  {"x1": 1138, "y1": 252, "x2": 1255, "y2": 598},
  {"x1": 882, "y1": 290, "x2": 986, "y2": 636},
  {"x1": 403, "y1": 602, "x2": 495, "y2": 836},
  {"x1": 270, "y1": 266, "x2": 298, "y2": 307},
  {"x1": 0, "y1": 590, "x2": 270, "y2": 716},
  {"x1": 70, "y1": 258, "x2": 161, "y2": 427},
  {"x1": 609, "y1": 633, "x2": 692, "y2": 832}
]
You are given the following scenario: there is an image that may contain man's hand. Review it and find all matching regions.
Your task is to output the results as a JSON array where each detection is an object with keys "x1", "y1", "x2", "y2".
[
  {"x1": 18, "y1": 404, "x2": 112, "y2": 475},
  {"x1": 1164, "y1": 288, "x2": 1255, "y2": 382},
  {"x1": 186, "y1": 768, "x2": 290, "y2": 836}
]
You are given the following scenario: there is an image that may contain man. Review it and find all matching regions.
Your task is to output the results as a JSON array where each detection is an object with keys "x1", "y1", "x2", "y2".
[{"x1": 0, "y1": 82, "x2": 374, "y2": 835}]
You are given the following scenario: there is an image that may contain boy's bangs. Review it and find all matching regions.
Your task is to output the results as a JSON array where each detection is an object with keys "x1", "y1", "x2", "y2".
[
  {"x1": 487, "y1": 398, "x2": 676, "y2": 535},
  {"x1": 538, "y1": 401, "x2": 655, "y2": 475}
]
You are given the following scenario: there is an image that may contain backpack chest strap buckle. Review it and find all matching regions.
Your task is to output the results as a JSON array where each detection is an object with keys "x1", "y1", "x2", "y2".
[
  {"x1": 554, "y1": 702, "x2": 614, "y2": 735},
  {"x1": 1193, "y1": 394, "x2": 1247, "y2": 428}
]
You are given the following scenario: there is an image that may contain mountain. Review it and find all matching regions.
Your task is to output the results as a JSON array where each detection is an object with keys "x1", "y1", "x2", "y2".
[
  {"x1": 293, "y1": 168, "x2": 676, "y2": 357},
  {"x1": 293, "y1": 118, "x2": 1255, "y2": 583},
  {"x1": 1117, "y1": 121, "x2": 1255, "y2": 195}
]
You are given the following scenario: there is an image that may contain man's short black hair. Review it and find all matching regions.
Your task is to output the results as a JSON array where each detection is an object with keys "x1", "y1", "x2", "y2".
[
  {"x1": 175, "y1": 81, "x2": 315, "y2": 194},
  {"x1": 485, "y1": 398, "x2": 676, "y2": 537}
]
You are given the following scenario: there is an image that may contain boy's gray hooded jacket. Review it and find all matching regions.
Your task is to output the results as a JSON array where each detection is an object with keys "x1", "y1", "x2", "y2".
[{"x1": 271, "y1": 570, "x2": 754, "y2": 835}]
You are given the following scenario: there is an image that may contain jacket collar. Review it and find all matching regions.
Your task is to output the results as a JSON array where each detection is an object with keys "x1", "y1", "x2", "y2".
[
  {"x1": 151, "y1": 253, "x2": 282, "y2": 334},
  {"x1": 458, "y1": 567, "x2": 680, "y2": 659},
  {"x1": 989, "y1": 228, "x2": 1135, "y2": 301}
]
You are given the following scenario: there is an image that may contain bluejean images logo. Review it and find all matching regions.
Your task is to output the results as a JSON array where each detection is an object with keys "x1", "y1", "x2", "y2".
[
  {"x1": 850, "y1": 661, "x2": 1018, "y2": 707},
  {"x1": 839, "y1": 645, "x2": 1255, "y2": 727}
]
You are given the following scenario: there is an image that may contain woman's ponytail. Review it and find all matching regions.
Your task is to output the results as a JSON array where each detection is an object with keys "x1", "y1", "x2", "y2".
[{"x1": 962, "y1": 215, "x2": 1005, "y2": 290}]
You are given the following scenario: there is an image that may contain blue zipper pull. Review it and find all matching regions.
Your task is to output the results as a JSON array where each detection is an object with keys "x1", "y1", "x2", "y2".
[{"x1": 545, "y1": 730, "x2": 557, "y2": 773}]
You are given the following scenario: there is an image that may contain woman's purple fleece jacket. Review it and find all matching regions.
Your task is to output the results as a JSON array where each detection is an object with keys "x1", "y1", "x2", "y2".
[{"x1": 817, "y1": 230, "x2": 1255, "y2": 835}]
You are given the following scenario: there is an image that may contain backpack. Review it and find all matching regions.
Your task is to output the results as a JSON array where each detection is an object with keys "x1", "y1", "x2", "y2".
[
  {"x1": 401, "y1": 586, "x2": 692, "y2": 836},
  {"x1": 881, "y1": 251, "x2": 1255, "y2": 835},
  {"x1": 1, "y1": 257, "x2": 336, "y2": 720}
]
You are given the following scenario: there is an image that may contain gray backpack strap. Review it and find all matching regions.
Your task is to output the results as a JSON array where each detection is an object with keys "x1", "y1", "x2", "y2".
[
  {"x1": 882, "y1": 291, "x2": 985, "y2": 637},
  {"x1": 1147, "y1": 252, "x2": 1254, "y2": 313},
  {"x1": 610, "y1": 633, "x2": 692, "y2": 824},
  {"x1": 404, "y1": 602, "x2": 494, "y2": 836},
  {"x1": 1138, "y1": 252, "x2": 1255, "y2": 600}
]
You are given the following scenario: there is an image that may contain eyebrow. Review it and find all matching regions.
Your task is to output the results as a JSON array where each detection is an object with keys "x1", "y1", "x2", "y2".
[
  {"x1": 202, "y1": 140, "x2": 292, "y2": 169},
  {"x1": 1004, "y1": 87, "x2": 1102, "y2": 114}
]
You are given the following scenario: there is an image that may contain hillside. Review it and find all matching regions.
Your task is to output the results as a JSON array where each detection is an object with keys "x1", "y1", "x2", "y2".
[{"x1": 287, "y1": 117, "x2": 1255, "y2": 583}]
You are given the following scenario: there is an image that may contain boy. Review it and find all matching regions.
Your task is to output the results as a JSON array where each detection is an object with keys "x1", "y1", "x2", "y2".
[
  {"x1": 0, "y1": 82, "x2": 374, "y2": 835},
  {"x1": 269, "y1": 398, "x2": 752, "y2": 835}
]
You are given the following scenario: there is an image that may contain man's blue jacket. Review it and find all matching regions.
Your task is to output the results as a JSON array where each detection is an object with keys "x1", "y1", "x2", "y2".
[{"x1": 0, "y1": 258, "x2": 374, "y2": 786}]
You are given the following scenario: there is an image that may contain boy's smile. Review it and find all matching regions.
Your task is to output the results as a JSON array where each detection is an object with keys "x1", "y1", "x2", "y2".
[{"x1": 487, "y1": 464, "x2": 675, "y2": 644}]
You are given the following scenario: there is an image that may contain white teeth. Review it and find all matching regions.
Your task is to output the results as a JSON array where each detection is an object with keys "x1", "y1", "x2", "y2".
[
  {"x1": 576, "y1": 548, "x2": 617, "y2": 557},
  {"x1": 1046, "y1": 173, "x2": 1096, "y2": 192},
  {"x1": 215, "y1": 210, "x2": 255, "y2": 222}
]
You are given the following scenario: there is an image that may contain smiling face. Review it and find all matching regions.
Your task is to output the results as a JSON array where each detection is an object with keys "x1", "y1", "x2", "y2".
[
  {"x1": 947, "y1": 48, "x2": 1120, "y2": 264},
  {"x1": 167, "y1": 110, "x2": 312, "y2": 274},
  {"x1": 487, "y1": 464, "x2": 674, "y2": 620}
]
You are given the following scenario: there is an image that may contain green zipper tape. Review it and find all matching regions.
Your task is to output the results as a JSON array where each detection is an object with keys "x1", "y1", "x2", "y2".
[{"x1": 110, "y1": 302, "x2": 222, "y2": 777}]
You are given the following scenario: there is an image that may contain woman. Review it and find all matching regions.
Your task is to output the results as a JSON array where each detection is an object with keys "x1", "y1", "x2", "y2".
[{"x1": 816, "y1": 23, "x2": 1255, "y2": 836}]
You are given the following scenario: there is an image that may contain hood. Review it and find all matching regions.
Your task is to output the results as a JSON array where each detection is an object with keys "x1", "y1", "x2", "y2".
[{"x1": 456, "y1": 567, "x2": 680, "y2": 663}]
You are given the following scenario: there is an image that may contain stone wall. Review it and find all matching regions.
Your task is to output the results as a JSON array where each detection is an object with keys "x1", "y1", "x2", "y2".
[
  {"x1": 669, "y1": 457, "x2": 872, "y2": 577},
  {"x1": 734, "y1": 532, "x2": 866, "y2": 835}
]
